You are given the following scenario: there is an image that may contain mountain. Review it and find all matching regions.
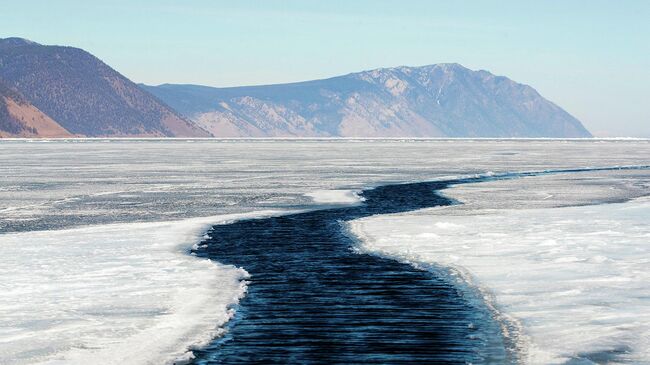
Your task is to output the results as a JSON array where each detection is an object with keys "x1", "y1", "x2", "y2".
[
  {"x1": 0, "y1": 79, "x2": 73, "y2": 137},
  {"x1": 0, "y1": 38, "x2": 208, "y2": 137},
  {"x1": 0, "y1": 37, "x2": 590, "y2": 138},
  {"x1": 143, "y1": 63, "x2": 592, "y2": 138}
]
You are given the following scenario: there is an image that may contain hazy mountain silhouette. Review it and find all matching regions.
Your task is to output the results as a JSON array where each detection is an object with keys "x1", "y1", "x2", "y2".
[{"x1": 145, "y1": 63, "x2": 591, "y2": 138}]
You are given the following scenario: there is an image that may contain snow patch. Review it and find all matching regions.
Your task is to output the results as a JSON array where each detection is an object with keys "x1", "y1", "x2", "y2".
[{"x1": 304, "y1": 189, "x2": 364, "y2": 205}]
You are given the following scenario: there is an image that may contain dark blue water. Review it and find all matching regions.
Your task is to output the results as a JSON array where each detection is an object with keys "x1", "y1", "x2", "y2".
[
  {"x1": 190, "y1": 179, "x2": 510, "y2": 364},
  {"x1": 189, "y1": 166, "x2": 649, "y2": 364}
]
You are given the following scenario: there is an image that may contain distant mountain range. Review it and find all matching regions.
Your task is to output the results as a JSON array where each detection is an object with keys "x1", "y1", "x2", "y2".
[
  {"x1": 144, "y1": 64, "x2": 591, "y2": 138},
  {"x1": 0, "y1": 37, "x2": 208, "y2": 137},
  {"x1": 0, "y1": 37, "x2": 591, "y2": 138}
]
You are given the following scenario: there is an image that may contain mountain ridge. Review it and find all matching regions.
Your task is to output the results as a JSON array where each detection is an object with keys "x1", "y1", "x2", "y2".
[
  {"x1": 0, "y1": 37, "x2": 209, "y2": 137},
  {"x1": 143, "y1": 63, "x2": 592, "y2": 138},
  {"x1": 0, "y1": 37, "x2": 591, "y2": 138}
]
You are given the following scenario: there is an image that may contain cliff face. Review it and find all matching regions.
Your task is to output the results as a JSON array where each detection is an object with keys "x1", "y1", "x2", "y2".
[
  {"x1": 0, "y1": 38, "x2": 209, "y2": 137},
  {"x1": 145, "y1": 63, "x2": 592, "y2": 138}
]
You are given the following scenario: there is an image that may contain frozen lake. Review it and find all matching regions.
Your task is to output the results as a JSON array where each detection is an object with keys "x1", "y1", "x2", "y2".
[
  {"x1": 1, "y1": 139, "x2": 649, "y2": 364},
  {"x1": 3, "y1": 139, "x2": 649, "y2": 233}
]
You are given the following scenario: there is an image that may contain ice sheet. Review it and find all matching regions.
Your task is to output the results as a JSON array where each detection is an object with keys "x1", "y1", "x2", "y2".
[
  {"x1": 350, "y1": 196, "x2": 650, "y2": 364},
  {"x1": 2, "y1": 139, "x2": 650, "y2": 233},
  {"x1": 2, "y1": 139, "x2": 650, "y2": 364},
  {"x1": 0, "y1": 211, "x2": 287, "y2": 365}
]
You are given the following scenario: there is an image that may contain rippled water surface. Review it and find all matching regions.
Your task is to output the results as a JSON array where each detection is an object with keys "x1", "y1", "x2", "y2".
[{"x1": 193, "y1": 180, "x2": 512, "y2": 364}]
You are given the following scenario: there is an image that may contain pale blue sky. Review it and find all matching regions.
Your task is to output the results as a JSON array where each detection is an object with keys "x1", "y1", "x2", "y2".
[{"x1": 2, "y1": 1, "x2": 649, "y2": 136}]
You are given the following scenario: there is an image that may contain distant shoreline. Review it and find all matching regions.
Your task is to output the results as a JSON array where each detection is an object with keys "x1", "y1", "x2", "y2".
[{"x1": 2, "y1": 137, "x2": 649, "y2": 141}]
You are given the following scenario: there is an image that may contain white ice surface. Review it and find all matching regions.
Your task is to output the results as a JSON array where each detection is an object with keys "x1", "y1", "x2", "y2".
[
  {"x1": 304, "y1": 189, "x2": 364, "y2": 204},
  {"x1": 1, "y1": 139, "x2": 649, "y2": 364},
  {"x1": 3, "y1": 139, "x2": 649, "y2": 233},
  {"x1": 350, "y1": 198, "x2": 650, "y2": 364},
  {"x1": 0, "y1": 211, "x2": 287, "y2": 365}
]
